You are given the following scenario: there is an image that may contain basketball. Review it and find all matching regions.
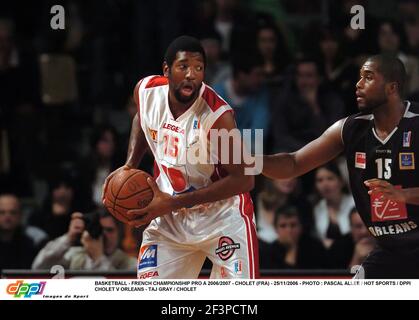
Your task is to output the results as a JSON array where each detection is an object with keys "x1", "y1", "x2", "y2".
[{"x1": 104, "y1": 169, "x2": 154, "y2": 223}]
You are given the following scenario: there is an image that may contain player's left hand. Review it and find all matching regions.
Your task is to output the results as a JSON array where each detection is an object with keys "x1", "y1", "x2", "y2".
[
  {"x1": 364, "y1": 179, "x2": 406, "y2": 202},
  {"x1": 126, "y1": 178, "x2": 177, "y2": 227}
]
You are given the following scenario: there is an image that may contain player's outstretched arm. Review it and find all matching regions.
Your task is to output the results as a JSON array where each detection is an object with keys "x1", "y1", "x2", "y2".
[{"x1": 262, "y1": 118, "x2": 347, "y2": 179}]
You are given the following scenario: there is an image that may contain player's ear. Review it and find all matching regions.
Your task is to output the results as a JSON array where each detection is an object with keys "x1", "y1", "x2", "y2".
[
  {"x1": 386, "y1": 82, "x2": 398, "y2": 95},
  {"x1": 163, "y1": 61, "x2": 169, "y2": 77}
]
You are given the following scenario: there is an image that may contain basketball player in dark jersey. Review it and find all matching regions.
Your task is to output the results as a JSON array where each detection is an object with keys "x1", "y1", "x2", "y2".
[{"x1": 262, "y1": 54, "x2": 419, "y2": 278}]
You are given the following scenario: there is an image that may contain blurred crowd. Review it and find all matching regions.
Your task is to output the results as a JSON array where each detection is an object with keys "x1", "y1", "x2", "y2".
[{"x1": 1, "y1": 0, "x2": 419, "y2": 274}]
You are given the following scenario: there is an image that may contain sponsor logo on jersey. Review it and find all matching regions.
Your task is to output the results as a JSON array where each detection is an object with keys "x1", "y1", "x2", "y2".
[
  {"x1": 368, "y1": 221, "x2": 417, "y2": 237},
  {"x1": 138, "y1": 271, "x2": 159, "y2": 279},
  {"x1": 370, "y1": 186, "x2": 408, "y2": 221},
  {"x1": 193, "y1": 119, "x2": 200, "y2": 129},
  {"x1": 403, "y1": 131, "x2": 411, "y2": 148},
  {"x1": 215, "y1": 236, "x2": 240, "y2": 261},
  {"x1": 355, "y1": 152, "x2": 366, "y2": 169},
  {"x1": 6, "y1": 280, "x2": 46, "y2": 298},
  {"x1": 138, "y1": 244, "x2": 158, "y2": 270},
  {"x1": 148, "y1": 128, "x2": 158, "y2": 142},
  {"x1": 162, "y1": 123, "x2": 185, "y2": 134},
  {"x1": 234, "y1": 260, "x2": 243, "y2": 275},
  {"x1": 399, "y1": 152, "x2": 415, "y2": 170}
]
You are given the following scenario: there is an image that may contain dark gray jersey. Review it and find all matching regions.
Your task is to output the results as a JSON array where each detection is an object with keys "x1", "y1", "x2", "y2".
[{"x1": 342, "y1": 101, "x2": 419, "y2": 255}]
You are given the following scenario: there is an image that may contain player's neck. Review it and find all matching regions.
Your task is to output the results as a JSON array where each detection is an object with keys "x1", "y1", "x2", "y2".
[
  {"x1": 168, "y1": 93, "x2": 196, "y2": 120},
  {"x1": 373, "y1": 100, "x2": 405, "y2": 134}
]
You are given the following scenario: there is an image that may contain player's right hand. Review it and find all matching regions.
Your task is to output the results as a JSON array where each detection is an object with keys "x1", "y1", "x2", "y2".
[{"x1": 102, "y1": 165, "x2": 132, "y2": 205}]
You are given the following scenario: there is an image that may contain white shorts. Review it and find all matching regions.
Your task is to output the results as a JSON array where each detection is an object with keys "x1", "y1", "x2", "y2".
[{"x1": 137, "y1": 193, "x2": 259, "y2": 279}]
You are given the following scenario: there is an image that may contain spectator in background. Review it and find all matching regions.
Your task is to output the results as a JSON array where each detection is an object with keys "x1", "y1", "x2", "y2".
[
  {"x1": 256, "y1": 181, "x2": 282, "y2": 245},
  {"x1": 30, "y1": 173, "x2": 79, "y2": 240},
  {"x1": 315, "y1": 27, "x2": 359, "y2": 115},
  {"x1": 78, "y1": 125, "x2": 123, "y2": 209},
  {"x1": 328, "y1": 207, "x2": 376, "y2": 269},
  {"x1": 327, "y1": 0, "x2": 378, "y2": 62},
  {"x1": 313, "y1": 162, "x2": 355, "y2": 248},
  {"x1": 32, "y1": 210, "x2": 136, "y2": 271},
  {"x1": 199, "y1": 30, "x2": 231, "y2": 86},
  {"x1": 0, "y1": 19, "x2": 41, "y2": 197},
  {"x1": 256, "y1": 17, "x2": 291, "y2": 83},
  {"x1": 211, "y1": 0, "x2": 258, "y2": 58},
  {"x1": 0, "y1": 194, "x2": 42, "y2": 270},
  {"x1": 377, "y1": 20, "x2": 419, "y2": 96},
  {"x1": 260, "y1": 206, "x2": 327, "y2": 270},
  {"x1": 256, "y1": 177, "x2": 313, "y2": 245},
  {"x1": 270, "y1": 58, "x2": 344, "y2": 152},
  {"x1": 393, "y1": 1, "x2": 419, "y2": 57},
  {"x1": 213, "y1": 53, "x2": 269, "y2": 148}
]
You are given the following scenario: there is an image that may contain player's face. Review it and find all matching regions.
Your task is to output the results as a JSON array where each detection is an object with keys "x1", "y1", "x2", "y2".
[
  {"x1": 166, "y1": 51, "x2": 204, "y2": 104},
  {"x1": 356, "y1": 61, "x2": 388, "y2": 113}
]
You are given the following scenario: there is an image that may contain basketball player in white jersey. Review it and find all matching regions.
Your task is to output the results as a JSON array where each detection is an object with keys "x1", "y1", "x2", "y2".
[{"x1": 102, "y1": 36, "x2": 258, "y2": 279}]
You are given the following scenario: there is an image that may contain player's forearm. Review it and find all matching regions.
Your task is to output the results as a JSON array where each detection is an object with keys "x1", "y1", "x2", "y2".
[
  {"x1": 125, "y1": 114, "x2": 146, "y2": 168},
  {"x1": 402, "y1": 188, "x2": 419, "y2": 205},
  {"x1": 262, "y1": 153, "x2": 297, "y2": 179},
  {"x1": 171, "y1": 175, "x2": 254, "y2": 210}
]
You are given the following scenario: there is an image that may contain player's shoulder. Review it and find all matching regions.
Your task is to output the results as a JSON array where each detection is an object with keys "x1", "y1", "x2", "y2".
[
  {"x1": 201, "y1": 83, "x2": 230, "y2": 113},
  {"x1": 344, "y1": 111, "x2": 373, "y2": 129},
  {"x1": 137, "y1": 75, "x2": 168, "y2": 91},
  {"x1": 406, "y1": 100, "x2": 419, "y2": 116}
]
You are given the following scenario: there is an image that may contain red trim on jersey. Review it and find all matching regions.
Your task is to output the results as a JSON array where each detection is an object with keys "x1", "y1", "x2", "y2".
[
  {"x1": 145, "y1": 76, "x2": 168, "y2": 89},
  {"x1": 153, "y1": 161, "x2": 160, "y2": 179},
  {"x1": 239, "y1": 193, "x2": 259, "y2": 279},
  {"x1": 202, "y1": 85, "x2": 228, "y2": 112}
]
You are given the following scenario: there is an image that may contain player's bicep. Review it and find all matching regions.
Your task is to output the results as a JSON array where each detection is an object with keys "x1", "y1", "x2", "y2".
[{"x1": 293, "y1": 118, "x2": 346, "y2": 175}]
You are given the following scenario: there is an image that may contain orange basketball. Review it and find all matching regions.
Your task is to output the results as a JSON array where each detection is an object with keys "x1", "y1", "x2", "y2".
[{"x1": 104, "y1": 169, "x2": 154, "y2": 223}]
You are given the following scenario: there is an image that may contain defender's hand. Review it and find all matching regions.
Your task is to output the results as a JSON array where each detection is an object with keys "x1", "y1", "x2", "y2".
[{"x1": 364, "y1": 179, "x2": 406, "y2": 202}]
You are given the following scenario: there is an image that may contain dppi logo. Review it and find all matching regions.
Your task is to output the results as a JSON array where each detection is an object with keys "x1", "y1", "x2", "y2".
[{"x1": 6, "y1": 280, "x2": 46, "y2": 298}]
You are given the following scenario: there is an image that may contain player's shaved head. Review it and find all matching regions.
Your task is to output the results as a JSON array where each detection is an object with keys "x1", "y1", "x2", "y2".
[
  {"x1": 164, "y1": 35, "x2": 206, "y2": 68},
  {"x1": 366, "y1": 54, "x2": 407, "y2": 97}
]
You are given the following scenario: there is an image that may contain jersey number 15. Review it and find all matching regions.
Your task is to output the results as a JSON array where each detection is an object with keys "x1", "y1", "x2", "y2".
[{"x1": 375, "y1": 158, "x2": 392, "y2": 179}]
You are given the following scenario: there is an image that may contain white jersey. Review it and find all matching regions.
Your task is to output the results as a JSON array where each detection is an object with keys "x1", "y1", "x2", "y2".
[
  {"x1": 135, "y1": 75, "x2": 258, "y2": 279},
  {"x1": 137, "y1": 75, "x2": 234, "y2": 208}
]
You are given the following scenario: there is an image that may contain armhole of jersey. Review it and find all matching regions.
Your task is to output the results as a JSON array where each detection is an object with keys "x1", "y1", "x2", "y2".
[
  {"x1": 206, "y1": 108, "x2": 234, "y2": 140},
  {"x1": 136, "y1": 76, "x2": 155, "y2": 123},
  {"x1": 135, "y1": 79, "x2": 145, "y2": 114},
  {"x1": 340, "y1": 116, "x2": 350, "y2": 147}
]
